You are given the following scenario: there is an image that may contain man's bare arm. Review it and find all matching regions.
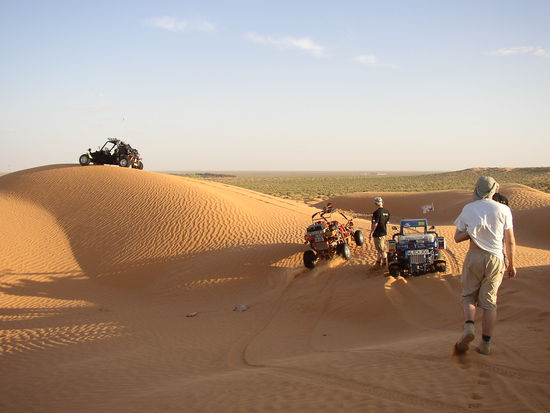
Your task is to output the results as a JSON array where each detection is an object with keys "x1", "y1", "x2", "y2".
[
  {"x1": 454, "y1": 228, "x2": 470, "y2": 243},
  {"x1": 370, "y1": 221, "x2": 378, "y2": 239},
  {"x1": 504, "y1": 228, "x2": 517, "y2": 278}
]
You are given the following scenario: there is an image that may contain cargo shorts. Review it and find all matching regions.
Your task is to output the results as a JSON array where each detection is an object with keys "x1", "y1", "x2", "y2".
[
  {"x1": 461, "y1": 249, "x2": 505, "y2": 310},
  {"x1": 373, "y1": 236, "x2": 386, "y2": 253}
]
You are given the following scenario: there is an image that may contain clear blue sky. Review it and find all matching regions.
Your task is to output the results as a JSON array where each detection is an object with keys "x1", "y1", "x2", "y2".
[{"x1": 1, "y1": 0, "x2": 549, "y2": 171}]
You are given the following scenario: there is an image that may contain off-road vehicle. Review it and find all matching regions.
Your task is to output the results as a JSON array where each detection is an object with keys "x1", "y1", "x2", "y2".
[
  {"x1": 303, "y1": 204, "x2": 365, "y2": 268},
  {"x1": 79, "y1": 138, "x2": 143, "y2": 169},
  {"x1": 387, "y1": 218, "x2": 446, "y2": 277}
]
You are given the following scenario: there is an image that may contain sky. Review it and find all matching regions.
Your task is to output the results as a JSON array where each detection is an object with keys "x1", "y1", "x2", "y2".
[{"x1": 1, "y1": 0, "x2": 549, "y2": 172}]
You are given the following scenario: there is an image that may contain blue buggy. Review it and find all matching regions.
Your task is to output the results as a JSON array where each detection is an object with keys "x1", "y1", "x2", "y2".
[{"x1": 387, "y1": 219, "x2": 446, "y2": 277}]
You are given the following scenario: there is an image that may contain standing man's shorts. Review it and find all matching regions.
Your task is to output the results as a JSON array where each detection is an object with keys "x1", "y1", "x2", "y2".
[
  {"x1": 373, "y1": 236, "x2": 386, "y2": 253},
  {"x1": 461, "y1": 249, "x2": 505, "y2": 310}
]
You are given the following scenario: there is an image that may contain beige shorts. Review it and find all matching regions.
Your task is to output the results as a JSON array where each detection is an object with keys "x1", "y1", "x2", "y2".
[
  {"x1": 461, "y1": 249, "x2": 505, "y2": 310},
  {"x1": 373, "y1": 236, "x2": 386, "y2": 253}
]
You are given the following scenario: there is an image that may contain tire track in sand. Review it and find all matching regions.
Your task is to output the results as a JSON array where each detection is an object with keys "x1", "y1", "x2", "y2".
[{"x1": 225, "y1": 259, "x2": 345, "y2": 369}]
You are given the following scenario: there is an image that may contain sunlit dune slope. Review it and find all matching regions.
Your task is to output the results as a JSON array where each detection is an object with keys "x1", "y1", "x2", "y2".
[
  {"x1": 323, "y1": 184, "x2": 550, "y2": 249},
  {"x1": 2, "y1": 166, "x2": 550, "y2": 412},
  {"x1": 0, "y1": 164, "x2": 311, "y2": 282},
  {"x1": 323, "y1": 190, "x2": 471, "y2": 225},
  {"x1": 500, "y1": 183, "x2": 550, "y2": 210}
]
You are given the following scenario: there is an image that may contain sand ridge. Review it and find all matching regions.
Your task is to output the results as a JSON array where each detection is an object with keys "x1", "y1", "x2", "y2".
[
  {"x1": 1, "y1": 165, "x2": 549, "y2": 412},
  {"x1": 0, "y1": 165, "x2": 313, "y2": 284},
  {"x1": 324, "y1": 184, "x2": 550, "y2": 250}
]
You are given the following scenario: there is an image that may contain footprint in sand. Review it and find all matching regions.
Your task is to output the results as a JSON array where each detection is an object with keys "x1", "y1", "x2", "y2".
[{"x1": 467, "y1": 393, "x2": 484, "y2": 409}]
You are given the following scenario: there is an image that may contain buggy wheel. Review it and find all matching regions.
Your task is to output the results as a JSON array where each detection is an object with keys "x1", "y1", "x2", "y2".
[
  {"x1": 137, "y1": 161, "x2": 144, "y2": 170},
  {"x1": 79, "y1": 154, "x2": 90, "y2": 166},
  {"x1": 354, "y1": 230, "x2": 365, "y2": 246},
  {"x1": 337, "y1": 243, "x2": 351, "y2": 260},
  {"x1": 118, "y1": 157, "x2": 130, "y2": 167},
  {"x1": 435, "y1": 261, "x2": 447, "y2": 272},
  {"x1": 303, "y1": 250, "x2": 317, "y2": 269},
  {"x1": 389, "y1": 263, "x2": 400, "y2": 277}
]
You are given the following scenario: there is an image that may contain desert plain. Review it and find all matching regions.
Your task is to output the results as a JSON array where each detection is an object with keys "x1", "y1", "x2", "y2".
[{"x1": 1, "y1": 164, "x2": 550, "y2": 412}]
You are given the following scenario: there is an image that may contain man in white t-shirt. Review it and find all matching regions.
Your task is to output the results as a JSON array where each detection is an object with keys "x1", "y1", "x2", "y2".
[{"x1": 453, "y1": 176, "x2": 516, "y2": 355}]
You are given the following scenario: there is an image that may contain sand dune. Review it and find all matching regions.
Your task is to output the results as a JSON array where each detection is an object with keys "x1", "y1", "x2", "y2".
[
  {"x1": 0, "y1": 164, "x2": 312, "y2": 285},
  {"x1": 1, "y1": 165, "x2": 549, "y2": 412},
  {"x1": 324, "y1": 184, "x2": 550, "y2": 250},
  {"x1": 320, "y1": 190, "x2": 471, "y2": 225}
]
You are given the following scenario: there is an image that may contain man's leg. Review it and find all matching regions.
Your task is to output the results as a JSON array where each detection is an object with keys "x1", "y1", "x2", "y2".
[
  {"x1": 478, "y1": 308, "x2": 497, "y2": 355},
  {"x1": 463, "y1": 302, "x2": 476, "y2": 322},
  {"x1": 374, "y1": 237, "x2": 383, "y2": 264},
  {"x1": 455, "y1": 251, "x2": 480, "y2": 353},
  {"x1": 379, "y1": 236, "x2": 387, "y2": 265},
  {"x1": 456, "y1": 302, "x2": 476, "y2": 352},
  {"x1": 477, "y1": 255, "x2": 504, "y2": 355},
  {"x1": 482, "y1": 308, "x2": 497, "y2": 337}
]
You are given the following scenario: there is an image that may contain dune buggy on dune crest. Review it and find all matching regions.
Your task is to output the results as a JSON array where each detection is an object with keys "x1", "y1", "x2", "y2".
[
  {"x1": 303, "y1": 203, "x2": 365, "y2": 268},
  {"x1": 387, "y1": 218, "x2": 446, "y2": 277},
  {"x1": 79, "y1": 138, "x2": 143, "y2": 169}
]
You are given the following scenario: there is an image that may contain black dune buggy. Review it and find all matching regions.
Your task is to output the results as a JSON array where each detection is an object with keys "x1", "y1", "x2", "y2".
[
  {"x1": 303, "y1": 204, "x2": 365, "y2": 268},
  {"x1": 79, "y1": 138, "x2": 143, "y2": 169}
]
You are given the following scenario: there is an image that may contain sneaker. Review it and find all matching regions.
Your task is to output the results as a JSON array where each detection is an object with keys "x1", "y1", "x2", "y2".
[
  {"x1": 478, "y1": 340, "x2": 491, "y2": 355},
  {"x1": 455, "y1": 323, "x2": 475, "y2": 353}
]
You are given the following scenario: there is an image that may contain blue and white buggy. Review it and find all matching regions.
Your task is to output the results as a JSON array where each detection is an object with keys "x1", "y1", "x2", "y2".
[{"x1": 387, "y1": 219, "x2": 446, "y2": 277}]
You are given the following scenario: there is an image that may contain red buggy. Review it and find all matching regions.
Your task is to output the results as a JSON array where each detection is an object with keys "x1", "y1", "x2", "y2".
[{"x1": 303, "y1": 204, "x2": 365, "y2": 268}]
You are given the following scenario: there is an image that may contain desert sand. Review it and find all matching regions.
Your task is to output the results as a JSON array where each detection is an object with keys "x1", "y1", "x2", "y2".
[{"x1": 1, "y1": 165, "x2": 549, "y2": 412}]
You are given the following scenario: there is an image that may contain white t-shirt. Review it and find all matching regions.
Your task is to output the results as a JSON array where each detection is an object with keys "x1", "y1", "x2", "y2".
[{"x1": 454, "y1": 199, "x2": 513, "y2": 259}]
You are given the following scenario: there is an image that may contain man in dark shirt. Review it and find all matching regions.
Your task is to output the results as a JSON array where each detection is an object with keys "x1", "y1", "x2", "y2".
[
  {"x1": 492, "y1": 192, "x2": 509, "y2": 206},
  {"x1": 492, "y1": 190, "x2": 511, "y2": 266},
  {"x1": 370, "y1": 197, "x2": 390, "y2": 266}
]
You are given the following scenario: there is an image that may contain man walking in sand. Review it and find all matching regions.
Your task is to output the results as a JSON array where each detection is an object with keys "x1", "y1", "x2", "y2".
[
  {"x1": 454, "y1": 176, "x2": 516, "y2": 355},
  {"x1": 370, "y1": 197, "x2": 390, "y2": 266}
]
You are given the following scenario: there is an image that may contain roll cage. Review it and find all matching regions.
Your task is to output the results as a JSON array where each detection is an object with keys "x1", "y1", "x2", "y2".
[
  {"x1": 311, "y1": 208, "x2": 351, "y2": 224},
  {"x1": 392, "y1": 219, "x2": 437, "y2": 240}
]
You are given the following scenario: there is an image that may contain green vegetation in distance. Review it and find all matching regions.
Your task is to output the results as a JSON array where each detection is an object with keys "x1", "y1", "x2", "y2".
[
  {"x1": 190, "y1": 172, "x2": 237, "y2": 178},
  {"x1": 173, "y1": 168, "x2": 550, "y2": 201}
]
